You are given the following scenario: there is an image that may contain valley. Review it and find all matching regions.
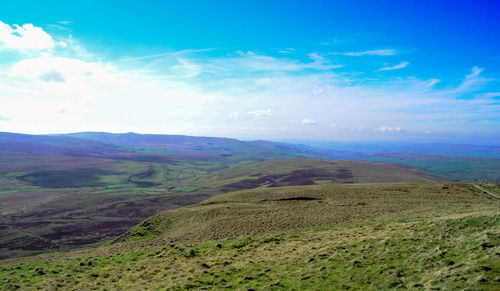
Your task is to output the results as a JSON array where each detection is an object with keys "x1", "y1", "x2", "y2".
[{"x1": 0, "y1": 131, "x2": 498, "y2": 289}]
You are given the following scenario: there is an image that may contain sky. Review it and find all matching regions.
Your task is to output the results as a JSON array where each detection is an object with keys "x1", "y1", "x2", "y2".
[{"x1": 0, "y1": 0, "x2": 499, "y2": 143}]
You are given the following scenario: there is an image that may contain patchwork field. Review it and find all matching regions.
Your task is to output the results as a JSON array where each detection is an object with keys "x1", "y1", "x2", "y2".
[{"x1": 1, "y1": 182, "x2": 498, "y2": 290}]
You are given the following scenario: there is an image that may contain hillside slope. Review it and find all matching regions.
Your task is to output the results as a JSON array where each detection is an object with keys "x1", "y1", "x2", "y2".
[
  {"x1": 115, "y1": 182, "x2": 491, "y2": 244},
  {"x1": 0, "y1": 154, "x2": 437, "y2": 260},
  {"x1": 1, "y1": 182, "x2": 497, "y2": 290}
]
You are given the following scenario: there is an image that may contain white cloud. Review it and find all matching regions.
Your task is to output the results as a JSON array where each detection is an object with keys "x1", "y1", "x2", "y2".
[
  {"x1": 170, "y1": 58, "x2": 202, "y2": 78},
  {"x1": 57, "y1": 21, "x2": 73, "y2": 25},
  {"x1": 343, "y1": 49, "x2": 397, "y2": 56},
  {"x1": 0, "y1": 20, "x2": 55, "y2": 52},
  {"x1": 224, "y1": 51, "x2": 342, "y2": 72},
  {"x1": 278, "y1": 48, "x2": 295, "y2": 54},
  {"x1": 426, "y1": 78, "x2": 440, "y2": 87},
  {"x1": 306, "y1": 53, "x2": 343, "y2": 70},
  {"x1": 312, "y1": 87, "x2": 323, "y2": 94},
  {"x1": 228, "y1": 112, "x2": 239, "y2": 119},
  {"x1": 248, "y1": 109, "x2": 272, "y2": 118},
  {"x1": 375, "y1": 126, "x2": 402, "y2": 132},
  {"x1": 466, "y1": 66, "x2": 483, "y2": 79},
  {"x1": 9, "y1": 56, "x2": 112, "y2": 82},
  {"x1": 301, "y1": 118, "x2": 317, "y2": 125},
  {"x1": 378, "y1": 61, "x2": 409, "y2": 71},
  {"x1": 119, "y1": 48, "x2": 217, "y2": 62},
  {"x1": 480, "y1": 92, "x2": 500, "y2": 98},
  {"x1": 453, "y1": 66, "x2": 487, "y2": 93},
  {"x1": 0, "y1": 22, "x2": 497, "y2": 140}
]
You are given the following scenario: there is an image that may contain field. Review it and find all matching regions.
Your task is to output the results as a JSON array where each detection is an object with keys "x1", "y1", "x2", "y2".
[{"x1": 1, "y1": 182, "x2": 498, "y2": 289}]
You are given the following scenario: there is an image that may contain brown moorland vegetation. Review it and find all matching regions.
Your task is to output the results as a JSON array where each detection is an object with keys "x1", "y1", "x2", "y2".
[{"x1": 1, "y1": 182, "x2": 498, "y2": 290}]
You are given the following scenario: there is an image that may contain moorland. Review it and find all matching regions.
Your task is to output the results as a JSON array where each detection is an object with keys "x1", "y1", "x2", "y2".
[
  {"x1": 0, "y1": 131, "x2": 499, "y2": 289},
  {"x1": 0, "y1": 132, "x2": 439, "y2": 259},
  {"x1": 1, "y1": 182, "x2": 498, "y2": 289}
]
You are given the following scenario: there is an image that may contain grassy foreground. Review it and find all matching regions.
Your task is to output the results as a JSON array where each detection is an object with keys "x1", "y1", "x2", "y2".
[{"x1": 0, "y1": 183, "x2": 499, "y2": 290}]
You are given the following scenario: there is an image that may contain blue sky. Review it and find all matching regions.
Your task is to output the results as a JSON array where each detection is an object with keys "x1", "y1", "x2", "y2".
[{"x1": 0, "y1": 0, "x2": 499, "y2": 143}]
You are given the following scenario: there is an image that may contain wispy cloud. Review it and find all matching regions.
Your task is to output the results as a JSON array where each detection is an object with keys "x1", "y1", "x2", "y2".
[
  {"x1": 46, "y1": 24, "x2": 70, "y2": 31},
  {"x1": 170, "y1": 58, "x2": 202, "y2": 78},
  {"x1": 378, "y1": 61, "x2": 409, "y2": 71},
  {"x1": 0, "y1": 19, "x2": 497, "y2": 140},
  {"x1": 118, "y1": 48, "x2": 218, "y2": 62},
  {"x1": 222, "y1": 51, "x2": 342, "y2": 72},
  {"x1": 47, "y1": 21, "x2": 73, "y2": 31},
  {"x1": 480, "y1": 92, "x2": 500, "y2": 98},
  {"x1": 375, "y1": 126, "x2": 402, "y2": 132},
  {"x1": 453, "y1": 66, "x2": 488, "y2": 93},
  {"x1": 248, "y1": 109, "x2": 272, "y2": 118},
  {"x1": 301, "y1": 118, "x2": 317, "y2": 125},
  {"x1": 277, "y1": 48, "x2": 295, "y2": 54},
  {"x1": 342, "y1": 49, "x2": 398, "y2": 57},
  {"x1": 228, "y1": 112, "x2": 239, "y2": 119},
  {"x1": 426, "y1": 78, "x2": 440, "y2": 87}
]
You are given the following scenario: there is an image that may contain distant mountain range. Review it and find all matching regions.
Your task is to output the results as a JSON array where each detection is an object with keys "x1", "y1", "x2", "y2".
[
  {"x1": 0, "y1": 131, "x2": 319, "y2": 161},
  {"x1": 1, "y1": 131, "x2": 499, "y2": 182}
]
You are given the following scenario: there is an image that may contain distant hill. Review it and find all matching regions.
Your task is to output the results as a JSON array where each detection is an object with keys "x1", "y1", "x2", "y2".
[
  {"x1": 62, "y1": 132, "x2": 316, "y2": 159},
  {"x1": 304, "y1": 141, "x2": 500, "y2": 159},
  {"x1": 0, "y1": 132, "x2": 126, "y2": 158},
  {"x1": 297, "y1": 141, "x2": 500, "y2": 181},
  {"x1": 0, "y1": 131, "x2": 321, "y2": 163}
]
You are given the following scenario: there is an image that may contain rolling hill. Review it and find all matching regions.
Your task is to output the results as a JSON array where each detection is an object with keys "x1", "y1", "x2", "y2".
[
  {"x1": 1, "y1": 182, "x2": 498, "y2": 290},
  {"x1": 0, "y1": 132, "x2": 126, "y2": 158},
  {"x1": 0, "y1": 155, "x2": 436, "y2": 260},
  {"x1": 0, "y1": 130, "x2": 497, "y2": 267},
  {"x1": 62, "y1": 132, "x2": 318, "y2": 160}
]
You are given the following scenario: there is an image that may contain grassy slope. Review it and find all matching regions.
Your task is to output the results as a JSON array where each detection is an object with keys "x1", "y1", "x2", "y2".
[
  {"x1": 0, "y1": 153, "x2": 437, "y2": 259},
  {"x1": 1, "y1": 182, "x2": 498, "y2": 290},
  {"x1": 115, "y1": 182, "x2": 488, "y2": 244}
]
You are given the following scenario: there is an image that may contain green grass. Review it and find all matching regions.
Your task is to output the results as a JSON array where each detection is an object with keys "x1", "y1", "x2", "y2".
[
  {"x1": 1, "y1": 202, "x2": 498, "y2": 290},
  {"x1": 0, "y1": 188, "x2": 70, "y2": 195},
  {"x1": 121, "y1": 214, "x2": 169, "y2": 241},
  {"x1": 170, "y1": 186, "x2": 202, "y2": 193},
  {"x1": 1, "y1": 182, "x2": 499, "y2": 289},
  {"x1": 115, "y1": 182, "x2": 498, "y2": 244},
  {"x1": 0, "y1": 153, "x2": 483, "y2": 262}
]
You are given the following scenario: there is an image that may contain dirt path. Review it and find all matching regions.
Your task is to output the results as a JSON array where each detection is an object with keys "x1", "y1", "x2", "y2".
[
  {"x1": 0, "y1": 223, "x2": 52, "y2": 244},
  {"x1": 472, "y1": 184, "x2": 500, "y2": 199}
]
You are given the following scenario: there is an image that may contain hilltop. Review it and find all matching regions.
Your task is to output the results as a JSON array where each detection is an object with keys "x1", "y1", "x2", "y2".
[{"x1": 1, "y1": 182, "x2": 498, "y2": 289}]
